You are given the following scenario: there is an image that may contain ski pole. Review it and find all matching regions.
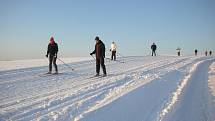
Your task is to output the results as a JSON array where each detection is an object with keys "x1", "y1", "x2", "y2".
[
  {"x1": 91, "y1": 55, "x2": 96, "y2": 60},
  {"x1": 90, "y1": 55, "x2": 96, "y2": 64},
  {"x1": 105, "y1": 57, "x2": 125, "y2": 63},
  {"x1": 105, "y1": 57, "x2": 111, "y2": 60},
  {"x1": 117, "y1": 52, "x2": 125, "y2": 58},
  {"x1": 57, "y1": 58, "x2": 74, "y2": 70},
  {"x1": 105, "y1": 58, "x2": 112, "y2": 61},
  {"x1": 117, "y1": 52, "x2": 126, "y2": 63}
]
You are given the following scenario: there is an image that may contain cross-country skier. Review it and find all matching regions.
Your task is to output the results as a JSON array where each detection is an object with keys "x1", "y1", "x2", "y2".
[
  {"x1": 151, "y1": 43, "x2": 157, "y2": 56},
  {"x1": 195, "y1": 49, "x2": 198, "y2": 56},
  {"x1": 90, "y1": 36, "x2": 107, "y2": 77},
  {"x1": 209, "y1": 51, "x2": 212, "y2": 56},
  {"x1": 176, "y1": 47, "x2": 181, "y2": 56},
  {"x1": 46, "y1": 37, "x2": 58, "y2": 74},
  {"x1": 110, "y1": 41, "x2": 117, "y2": 61},
  {"x1": 205, "y1": 50, "x2": 208, "y2": 56}
]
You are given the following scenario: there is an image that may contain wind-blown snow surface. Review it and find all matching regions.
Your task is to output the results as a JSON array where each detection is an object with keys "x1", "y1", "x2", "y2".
[
  {"x1": 0, "y1": 57, "x2": 91, "y2": 71},
  {"x1": 0, "y1": 56, "x2": 214, "y2": 121},
  {"x1": 209, "y1": 62, "x2": 215, "y2": 98}
]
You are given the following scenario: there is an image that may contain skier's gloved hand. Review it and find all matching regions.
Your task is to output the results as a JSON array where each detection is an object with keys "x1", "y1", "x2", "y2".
[
  {"x1": 110, "y1": 49, "x2": 111, "y2": 51},
  {"x1": 90, "y1": 53, "x2": 93, "y2": 55},
  {"x1": 46, "y1": 54, "x2": 48, "y2": 58}
]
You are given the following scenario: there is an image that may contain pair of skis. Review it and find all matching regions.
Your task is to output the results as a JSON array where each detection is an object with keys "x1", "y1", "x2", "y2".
[
  {"x1": 38, "y1": 58, "x2": 75, "y2": 77},
  {"x1": 105, "y1": 58, "x2": 125, "y2": 63},
  {"x1": 86, "y1": 73, "x2": 115, "y2": 80},
  {"x1": 91, "y1": 55, "x2": 125, "y2": 64},
  {"x1": 39, "y1": 72, "x2": 62, "y2": 77},
  {"x1": 39, "y1": 56, "x2": 124, "y2": 77}
]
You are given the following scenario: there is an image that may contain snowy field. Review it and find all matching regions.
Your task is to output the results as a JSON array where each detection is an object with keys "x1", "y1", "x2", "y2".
[
  {"x1": 0, "y1": 57, "x2": 91, "y2": 71},
  {"x1": 0, "y1": 55, "x2": 215, "y2": 121},
  {"x1": 209, "y1": 62, "x2": 215, "y2": 99}
]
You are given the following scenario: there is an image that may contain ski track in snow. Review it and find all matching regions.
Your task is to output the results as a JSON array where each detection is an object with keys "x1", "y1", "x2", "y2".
[
  {"x1": 158, "y1": 60, "x2": 203, "y2": 121},
  {"x1": 0, "y1": 56, "x2": 213, "y2": 121},
  {"x1": 208, "y1": 62, "x2": 215, "y2": 98},
  {"x1": 160, "y1": 58, "x2": 215, "y2": 121}
]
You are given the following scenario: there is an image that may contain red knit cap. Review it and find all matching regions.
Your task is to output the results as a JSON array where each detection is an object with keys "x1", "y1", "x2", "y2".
[{"x1": 50, "y1": 37, "x2": 55, "y2": 44}]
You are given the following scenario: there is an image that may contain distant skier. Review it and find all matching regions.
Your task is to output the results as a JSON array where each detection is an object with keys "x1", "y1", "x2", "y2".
[
  {"x1": 110, "y1": 41, "x2": 117, "y2": 60},
  {"x1": 90, "y1": 36, "x2": 107, "y2": 77},
  {"x1": 205, "y1": 51, "x2": 208, "y2": 56},
  {"x1": 151, "y1": 43, "x2": 157, "y2": 56},
  {"x1": 46, "y1": 37, "x2": 58, "y2": 74},
  {"x1": 195, "y1": 49, "x2": 198, "y2": 56},
  {"x1": 176, "y1": 47, "x2": 181, "y2": 56},
  {"x1": 209, "y1": 51, "x2": 212, "y2": 56}
]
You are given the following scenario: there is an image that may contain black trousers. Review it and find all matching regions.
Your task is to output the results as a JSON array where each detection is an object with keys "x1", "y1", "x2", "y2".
[
  {"x1": 152, "y1": 50, "x2": 156, "y2": 56},
  {"x1": 96, "y1": 57, "x2": 106, "y2": 75},
  {"x1": 178, "y1": 52, "x2": 181, "y2": 56},
  {"x1": 111, "y1": 51, "x2": 116, "y2": 60},
  {"x1": 49, "y1": 55, "x2": 58, "y2": 72}
]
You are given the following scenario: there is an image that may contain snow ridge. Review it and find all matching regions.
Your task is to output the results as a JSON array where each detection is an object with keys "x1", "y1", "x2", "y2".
[
  {"x1": 74, "y1": 57, "x2": 198, "y2": 121},
  {"x1": 208, "y1": 62, "x2": 215, "y2": 97},
  {"x1": 158, "y1": 60, "x2": 203, "y2": 121}
]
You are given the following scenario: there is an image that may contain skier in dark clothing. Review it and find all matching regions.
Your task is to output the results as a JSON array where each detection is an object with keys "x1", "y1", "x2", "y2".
[
  {"x1": 176, "y1": 47, "x2": 181, "y2": 56},
  {"x1": 90, "y1": 36, "x2": 107, "y2": 77},
  {"x1": 195, "y1": 49, "x2": 198, "y2": 56},
  {"x1": 151, "y1": 43, "x2": 157, "y2": 56},
  {"x1": 209, "y1": 51, "x2": 212, "y2": 56},
  {"x1": 205, "y1": 51, "x2": 208, "y2": 56},
  {"x1": 46, "y1": 37, "x2": 58, "y2": 74}
]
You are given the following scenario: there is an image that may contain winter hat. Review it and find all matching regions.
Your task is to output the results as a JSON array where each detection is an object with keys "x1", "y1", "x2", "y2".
[
  {"x1": 50, "y1": 37, "x2": 55, "y2": 44},
  {"x1": 95, "y1": 36, "x2": 99, "y2": 40}
]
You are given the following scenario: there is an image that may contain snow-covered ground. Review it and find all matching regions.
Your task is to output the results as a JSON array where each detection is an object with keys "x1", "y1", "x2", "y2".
[
  {"x1": 209, "y1": 62, "x2": 215, "y2": 100},
  {"x1": 0, "y1": 55, "x2": 214, "y2": 121},
  {"x1": 0, "y1": 57, "x2": 91, "y2": 71}
]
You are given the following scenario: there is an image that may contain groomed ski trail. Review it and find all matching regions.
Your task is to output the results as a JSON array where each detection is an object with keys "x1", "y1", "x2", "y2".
[{"x1": 0, "y1": 56, "x2": 212, "y2": 121}]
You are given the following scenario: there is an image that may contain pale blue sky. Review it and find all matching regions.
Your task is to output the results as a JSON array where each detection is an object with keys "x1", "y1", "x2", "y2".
[{"x1": 0, "y1": 0, "x2": 215, "y2": 60}]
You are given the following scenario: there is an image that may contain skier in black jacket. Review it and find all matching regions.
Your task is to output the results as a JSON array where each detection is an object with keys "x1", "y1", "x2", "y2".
[
  {"x1": 90, "y1": 36, "x2": 107, "y2": 77},
  {"x1": 151, "y1": 43, "x2": 157, "y2": 56},
  {"x1": 205, "y1": 51, "x2": 208, "y2": 56},
  {"x1": 209, "y1": 51, "x2": 212, "y2": 56},
  {"x1": 195, "y1": 49, "x2": 198, "y2": 56},
  {"x1": 46, "y1": 37, "x2": 58, "y2": 74}
]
